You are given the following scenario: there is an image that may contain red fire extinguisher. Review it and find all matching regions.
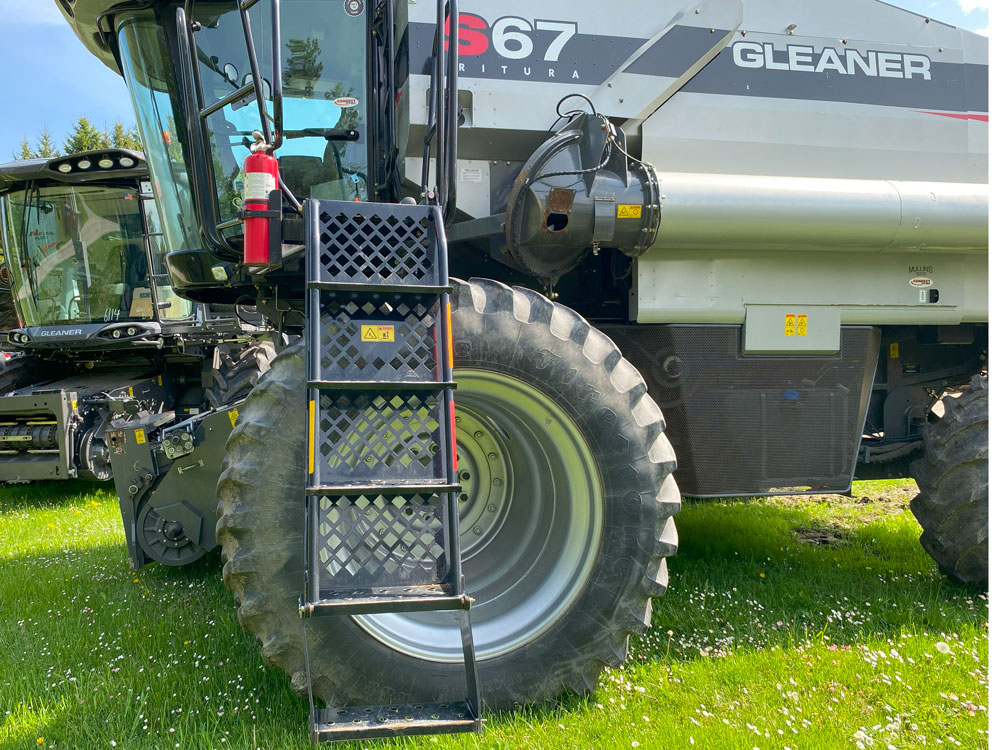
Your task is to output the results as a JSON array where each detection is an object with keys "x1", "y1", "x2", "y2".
[{"x1": 243, "y1": 144, "x2": 279, "y2": 266}]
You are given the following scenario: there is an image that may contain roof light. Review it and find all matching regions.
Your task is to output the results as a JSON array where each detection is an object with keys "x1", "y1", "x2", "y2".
[
  {"x1": 57, "y1": 163, "x2": 73, "y2": 174},
  {"x1": 98, "y1": 158, "x2": 114, "y2": 169},
  {"x1": 119, "y1": 157, "x2": 135, "y2": 168},
  {"x1": 77, "y1": 159, "x2": 92, "y2": 170}
]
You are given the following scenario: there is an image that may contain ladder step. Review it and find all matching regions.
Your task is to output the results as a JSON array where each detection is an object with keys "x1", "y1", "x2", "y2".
[
  {"x1": 308, "y1": 281, "x2": 450, "y2": 295},
  {"x1": 301, "y1": 584, "x2": 472, "y2": 616},
  {"x1": 306, "y1": 482, "x2": 460, "y2": 496},
  {"x1": 312, "y1": 701, "x2": 480, "y2": 742},
  {"x1": 309, "y1": 380, "x2": 456, "y2": 392}
]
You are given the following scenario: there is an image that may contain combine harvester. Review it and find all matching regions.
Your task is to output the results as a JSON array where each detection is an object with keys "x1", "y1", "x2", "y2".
[
  {"x1": 0, "y1": 150, "x2": 275, "y2": 567},
  {"x1": 55, "y1": 0, "x2": 985, "y2": 741}
]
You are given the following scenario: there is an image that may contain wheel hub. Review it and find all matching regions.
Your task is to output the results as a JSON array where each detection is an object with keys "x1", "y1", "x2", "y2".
[
  {"x1": 354, "y1": 369, "x2": 604, "y2": 663},
  {"x1": 454, "y1": 410, "x2": 512, "y2": 557}
]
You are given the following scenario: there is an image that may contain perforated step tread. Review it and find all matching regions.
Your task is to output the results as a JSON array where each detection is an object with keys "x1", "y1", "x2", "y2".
[
  {"x1": 301, "y1": 583, "x2": 471, "y2": 616},
  {"x1": 308, "y1": 380, "x2": 456, "y2": 391},
  {"x1": 312, "y1": 701, "x2": 479, "y2": 742},
  {"x1": 306, "y1": 481, "x2": 461, "y2": 496}
]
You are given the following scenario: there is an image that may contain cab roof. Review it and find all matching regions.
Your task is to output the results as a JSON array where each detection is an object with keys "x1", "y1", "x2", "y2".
[{"x1": 0, "y1": 149, "x2": 146, "y2": 189}]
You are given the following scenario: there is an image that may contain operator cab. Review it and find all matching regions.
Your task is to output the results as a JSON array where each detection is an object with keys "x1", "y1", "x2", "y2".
[
  {"x1": 0, "y1": 149, "x2": 195, "y2": 348},
  {"x1": 58, "y1": 0, "x2": 422, "y2": 306}
]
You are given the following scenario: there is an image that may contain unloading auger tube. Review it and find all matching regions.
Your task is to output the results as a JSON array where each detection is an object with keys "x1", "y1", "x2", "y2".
[{"x1": 504, "y1": 110, "x2": 987, "y2": 281}]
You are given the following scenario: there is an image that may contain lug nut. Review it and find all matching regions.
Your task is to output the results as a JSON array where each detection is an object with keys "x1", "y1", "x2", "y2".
[
  {"x1": 473, "y1": 526, "x2": 482, "y2": 535},
  {"x1": 487, "y1": 504, "x2": 497, "y2": 512},
  {"x1": 492, "y1": 478, "x2": 503, "y2": 487},
  {"x1": 488, "y1": 452, "x2": 497, "y2": 461},
  {"x1": 474, "y1": 431, "x2": 483, "y2": 439}
]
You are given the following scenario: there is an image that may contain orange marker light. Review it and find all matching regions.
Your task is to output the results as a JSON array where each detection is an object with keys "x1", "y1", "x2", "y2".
[
  {"x1": 308, "y1": 400, "x2": 316, "y2": 475},
  {"x1": 446, "y1": 302, "x2": 454, "y2": 370}
]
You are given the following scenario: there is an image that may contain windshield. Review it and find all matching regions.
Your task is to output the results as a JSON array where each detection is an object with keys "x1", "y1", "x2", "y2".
[
  {"x1": 118, "y1": 1, "x2": 370, "y2": 255},
  {"x1": 1, "y1": 185, "x2": 152, "y2": 326}
]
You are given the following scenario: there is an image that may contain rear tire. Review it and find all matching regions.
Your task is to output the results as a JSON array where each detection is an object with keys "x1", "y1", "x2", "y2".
[
  {"x1": 910, "y1": 375, "x2": 988, "y2": 585},
  {"x1": 0, "y1": 355, "x2": 40, "y2": 394},
  {"x1": 205, "y1": 339, "x2": 277, "y2": 409},
  {"x1": 217, "y1": 278, "x2": 680, "y2": 707}
]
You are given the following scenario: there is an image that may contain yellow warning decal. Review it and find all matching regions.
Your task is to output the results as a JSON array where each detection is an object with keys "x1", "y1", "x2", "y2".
[
  {"x1": 785, "y1": 314, "x2": 808, "y2": 336},
  {"x1": 617, "y1": 205, "x2": 642, "y2": 220},
  {"x1": 134, "y1": 428, "x2": 146, "y2": 445},
  {"x1": 228, "y1": 409, "x2": 240, "y2": 428},
  {"x1": 157, "y1": 375, "x2": 163, "y2": 386},
  {"x1": 71, "y1": 399, "x2": 77, "y2": 411},
  {"x1": 128, "y1": 386, "x2": 134, "y2": 397},
  {"x1": 889, "y1": 342, "x2": 900, "y2": 359},
  {"x1": 361, "y1": 325, "x2": 395, "y2": 343},
  {"x1": 784, "y1": 314, "x2": 796, "y2": 337}
]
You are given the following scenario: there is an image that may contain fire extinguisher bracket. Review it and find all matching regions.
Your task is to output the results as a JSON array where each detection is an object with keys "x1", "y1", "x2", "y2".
[
  {"x1": 242, "y1": 208, "x2": 282, "y2": 219},
  {"x1": 243, "y1": 151, "x2": 283, "y2": 267}
]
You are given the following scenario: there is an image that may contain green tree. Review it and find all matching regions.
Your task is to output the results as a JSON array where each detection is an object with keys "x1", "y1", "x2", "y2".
[
  {"x1": 284, "y1": 37, "x2": 324, "y2": 97},
  {"x1": 64, "y1": 116, "x2": 111, "y2": 153},
  {"x1": 14, "y1": 138, "x2": 34, "y2": 160},
  {"x1": 12, "y1": 128, "x2": 61, "y2": 160},
  {"x1": 35, "y1": 128, "x2": 60, "y2": 157},
  {"x1": 110, "y1": 120, "x2": 143, "y2": 151}
]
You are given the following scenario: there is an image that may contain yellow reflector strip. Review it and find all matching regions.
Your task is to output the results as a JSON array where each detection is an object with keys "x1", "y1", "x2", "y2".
[
  {"x1": 446, "y1": 302, "x2": 454, "y2": 370},
  {"x1": 308, "y1": 400, "x2": 315, "y2": 475}
]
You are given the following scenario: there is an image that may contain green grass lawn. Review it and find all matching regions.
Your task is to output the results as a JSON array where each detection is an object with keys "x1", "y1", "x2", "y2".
[{"x1": 0, "y1": 480, "x2": 987, "y2": 750}]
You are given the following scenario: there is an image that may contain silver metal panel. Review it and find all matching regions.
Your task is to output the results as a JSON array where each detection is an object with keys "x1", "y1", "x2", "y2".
[
  {"x1": 744, "y1": 305, "x2": 842, "y2": 354},
  {"x1": 634, "y1": 250, "x2": 987, "y2": 325}
]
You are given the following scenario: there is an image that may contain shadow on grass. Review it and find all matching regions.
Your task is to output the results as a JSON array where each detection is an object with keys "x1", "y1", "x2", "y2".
[{"x1": 0, "y1": 479, "x2": 116, "y2": 511}]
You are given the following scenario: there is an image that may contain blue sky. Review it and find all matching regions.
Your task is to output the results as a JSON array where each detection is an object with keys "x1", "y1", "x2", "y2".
[{"x1": 0, "y1": 0, "x2": 989, "y2": 160}]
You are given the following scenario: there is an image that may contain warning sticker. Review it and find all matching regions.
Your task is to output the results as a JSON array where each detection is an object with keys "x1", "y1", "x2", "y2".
[
  {"x1": 134, "y1": 428, "x2": 146, "y2": 445},
  {"x1": 617, "y1": 205, "x2": 642, "y2": 219},
  {"x1": 785, "y1": 314, "x2": 808, "y2": 337},
  {"x1": 889, "y1": 342, "x2": 900, "y2": 359},
  {"x1": 244, "y1": 171, "x2": 276, "y2": 202},
  {"x1": 361, "y1": 325, "x2": 395, "y2": 343},
  {"x1": 128, "y1": 386, "x2": 134, "y2": 397},
  {"x1": 228, "y1": 408, "x2": 240, "y2": 428},
  {"x1": 157, "y1": 375, "x2": 163, "y2": 386}
]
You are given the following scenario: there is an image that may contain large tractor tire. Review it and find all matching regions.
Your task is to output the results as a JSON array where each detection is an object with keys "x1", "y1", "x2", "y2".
[
  {"x1": 205, "y1": 338, "x2": 278, "y2": 409},
  {"x1": 217, "y1": 278, "x2": 680, "y2": 707},
  {"x1": 910, "y1": 375, "x2": 988, "y2": 586},
  {"x1": 0, "y1": 355, "x2": 41, "y2": 394}
]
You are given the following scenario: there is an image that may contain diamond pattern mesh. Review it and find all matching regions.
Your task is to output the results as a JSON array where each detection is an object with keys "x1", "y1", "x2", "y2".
[
  {"x1": 314, "y1": 206, "x2": 440, "y2": 286},
  {"x1": 315, "y1": 392, "x2": 447, "y2": 484},
  {"x1": 317, "y1": 294, "x2": 441, "y2": 382},
  {"x1": 316, "y1": 493, "x2": 448, "y2": 589}
]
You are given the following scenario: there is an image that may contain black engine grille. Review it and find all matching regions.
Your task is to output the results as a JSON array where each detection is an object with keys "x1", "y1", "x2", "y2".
[{"x1": 603, "y1": 325, "x2": 879, "y2": 497}]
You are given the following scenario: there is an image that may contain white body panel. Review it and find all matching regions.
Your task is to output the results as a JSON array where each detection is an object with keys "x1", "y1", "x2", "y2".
[{"x1": 399, "y1": 0, "x2": 987, "y2": 325}]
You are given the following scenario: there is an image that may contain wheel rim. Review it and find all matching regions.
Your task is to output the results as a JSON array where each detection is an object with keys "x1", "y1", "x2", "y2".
[{"x1": 354, "y1": 368, "x2": 604, "y2": 663}]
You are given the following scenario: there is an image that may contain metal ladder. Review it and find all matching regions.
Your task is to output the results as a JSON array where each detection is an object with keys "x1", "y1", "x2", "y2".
[{"x1": 299, "y1": 198, "x2": 480, "y2": 743}]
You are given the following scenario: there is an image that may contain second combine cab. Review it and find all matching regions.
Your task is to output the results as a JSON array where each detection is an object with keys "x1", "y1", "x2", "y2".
[{"x1": 0, "y1": 149, "x2": 276, "y2": 567}]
